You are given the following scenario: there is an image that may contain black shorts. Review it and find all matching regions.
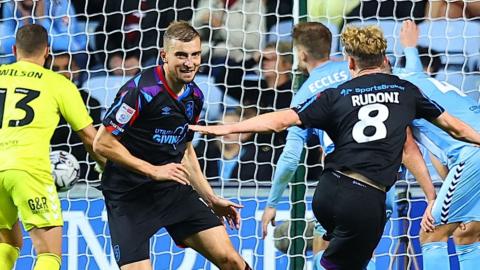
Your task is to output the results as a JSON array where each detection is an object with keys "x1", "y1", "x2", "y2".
[
  {"x1": 312, "y1": 169, "x2": 387, "y2": 270},
  {"x1": 104, "y1": 183, "x2": 222, "y2": 267}
]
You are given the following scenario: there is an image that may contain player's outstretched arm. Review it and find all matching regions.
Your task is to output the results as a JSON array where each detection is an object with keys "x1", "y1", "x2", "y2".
[
  {"x1": 402, "y1": 126, "x2": 436, "y2": 232},
  {"x1": 76, "y1": 124, "x2": 107, "y2": 168},
  {"x1": 261, "y1": 127, "x2": 307, "y2": 239},
  {"x1": 400, "y1": 20, "x2": 423, "y2": 73},
  {"x1": 182, "y1": 143, "x2": 243, "y2": 229},
  {"x1": 93, "y1": 126, "x2": 190, "y2": 185},
  {"x1": 189, "y1": 109, "x2": 302, "y2": 136},
  {"x1": 433, "y1": 112, "x2": 480, "y2": 146}
]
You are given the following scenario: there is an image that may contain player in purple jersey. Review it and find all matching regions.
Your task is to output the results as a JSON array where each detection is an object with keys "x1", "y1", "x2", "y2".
[
  {"x1": 191, "y1": 24, "x2": 480, "y2": 269},
  {"x1": 94, "y1": 21, "x2": 250, "y2": 270}
]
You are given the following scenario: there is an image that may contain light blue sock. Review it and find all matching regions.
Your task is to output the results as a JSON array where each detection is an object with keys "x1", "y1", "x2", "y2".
[
  {"x1": 366, "y1": 257, "x2": 376, "y2": 270},
  {"x1": 422, "y1": 242, "x2": 450, "y2": 270},
  {"x1": 313, "y1": 251, "x2": 325, "y2": 270},
  {"x1": 456, "y1": 242, "x2": 480, "y2": 270}
]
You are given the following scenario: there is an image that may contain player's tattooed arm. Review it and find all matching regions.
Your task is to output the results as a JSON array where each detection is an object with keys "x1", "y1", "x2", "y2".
[
  {"x1": 182, "y1": 142, "x2": 243, "y2": 229},
  {"x1": 402, "y1": 126, "x2": 436, "y2": 232},
  {"x1": 189, "y1": 109, "x2": 302, "y2": 136}
]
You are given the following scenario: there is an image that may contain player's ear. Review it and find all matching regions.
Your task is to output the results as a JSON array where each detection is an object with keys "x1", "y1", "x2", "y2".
[
  {"x1": 348, "y1": 56, "x2": 356, "y2": 71},
  {"x1": 44, "y1": 47, "x2": 49, "y2": 60},
  {"x1": 160, "y1": 50, "x2": 167, "y2": 63},
  {"x1": 383, "y1": 56, "x2": 389, "y2": 67},
  {"x1": 299, "y1": 50, "x2": 307, "y2": 63},
  {"x1": 12, "y1": 45, "x2": 17, "y2": 58}
]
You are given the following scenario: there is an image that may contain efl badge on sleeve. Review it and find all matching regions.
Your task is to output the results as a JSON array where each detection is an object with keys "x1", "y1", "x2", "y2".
[
  {"x1": 116, "y1": 103, "x2": 136, "y2": 124},
  {"x1": 185, "y1": 101, "x2": 194, "y2": 120}
]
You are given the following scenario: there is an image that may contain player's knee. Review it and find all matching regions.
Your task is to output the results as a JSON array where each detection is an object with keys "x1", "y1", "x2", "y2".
[
  {"x1": 0, "y1": 237, "x2": 23, "y2": 250},
  {"x1": 29, "y1": 227, "x2": 62, "y2": 256},
  {"x1": 214, "y1": 251, "x2": 244, "y2": 270}
]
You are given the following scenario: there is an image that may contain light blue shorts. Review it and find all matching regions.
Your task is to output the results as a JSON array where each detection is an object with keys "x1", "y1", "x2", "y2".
[
  {"x1": 432, "y1": 148, "x2": 480, "y2": 225},
  {"x1": 314, "y1": 185, "x2": 396, "y2": 236}
]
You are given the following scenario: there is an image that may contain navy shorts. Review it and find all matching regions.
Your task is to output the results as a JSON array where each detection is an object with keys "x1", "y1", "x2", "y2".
[
  {"x1": 312, "y1": 170, "x2": 386, "y2": 270},
  {"x1": 104, "y1": 183, "x2": 222, "y2": 266}
]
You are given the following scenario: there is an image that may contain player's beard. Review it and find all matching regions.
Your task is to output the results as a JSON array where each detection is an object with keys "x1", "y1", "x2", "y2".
[{"x1": 178, "y1": 67, "x2": 198, "y2": 84}]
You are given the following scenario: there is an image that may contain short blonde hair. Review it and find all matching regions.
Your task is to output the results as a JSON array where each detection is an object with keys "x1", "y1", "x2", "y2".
[
  {"x1": 341, "y1": 25, "x2": 387, "y2": 68},
  {"x1": 163, "y1": 21, "x2": 200, "y2": 49}
]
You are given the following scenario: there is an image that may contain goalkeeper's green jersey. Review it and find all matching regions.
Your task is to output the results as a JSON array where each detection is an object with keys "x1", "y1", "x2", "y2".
[{"x1": 0, "y1": 60, "x2": 92, "y2": 178}]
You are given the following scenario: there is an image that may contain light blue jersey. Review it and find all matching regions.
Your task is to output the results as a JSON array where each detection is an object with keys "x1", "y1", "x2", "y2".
[
  {"x1": 398, "y1": 49, "x2": 480, "y2": 226},
  {"x1": 266, "y1": 61, "x2": 350, "y2": 207},
  {"x1": 398, "y1": 72, "x2": 480, "y2": 168}
]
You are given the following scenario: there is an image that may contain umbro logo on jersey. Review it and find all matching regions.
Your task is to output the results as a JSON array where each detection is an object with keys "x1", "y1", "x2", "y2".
[{"x1": 162, "y1": 106, "x2": 172, "y2": 115}]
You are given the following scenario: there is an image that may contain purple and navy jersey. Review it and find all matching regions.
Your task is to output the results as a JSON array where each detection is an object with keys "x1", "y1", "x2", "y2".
[
  {"x1": 293, "y1": 73, "x2": 444, "y2": 189},
  {"x1": 101, "y1": 65, "x2": 204, "y2": 193}
]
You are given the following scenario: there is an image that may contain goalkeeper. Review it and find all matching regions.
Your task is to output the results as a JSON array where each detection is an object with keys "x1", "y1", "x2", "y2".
[{"x1": 0, "y1": 25, "x2": 105, "y2": 270}]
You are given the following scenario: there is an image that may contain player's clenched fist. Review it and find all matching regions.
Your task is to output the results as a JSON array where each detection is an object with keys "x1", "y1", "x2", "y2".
[
  {"x1": 149, "y1": 163, "x2": 190, "y2": 185},
  {"x1": 400, "y1": 20, "x2": 419, "y2": 48}
]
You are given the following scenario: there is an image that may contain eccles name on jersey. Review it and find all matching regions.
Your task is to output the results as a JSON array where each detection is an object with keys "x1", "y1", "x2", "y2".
[{"x1": 308, "y1": 70, "x2": 349, "y2": 93}]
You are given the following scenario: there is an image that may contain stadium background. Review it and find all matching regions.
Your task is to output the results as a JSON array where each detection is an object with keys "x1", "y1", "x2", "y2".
[{"x1": 2, "y1": 0, "x2": 479, "y2": 269}]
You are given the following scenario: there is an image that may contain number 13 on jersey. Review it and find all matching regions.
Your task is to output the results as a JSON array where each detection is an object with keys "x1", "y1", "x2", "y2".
[{"x1": 0, "y1": 88, "x2": 40, "y2": 128}]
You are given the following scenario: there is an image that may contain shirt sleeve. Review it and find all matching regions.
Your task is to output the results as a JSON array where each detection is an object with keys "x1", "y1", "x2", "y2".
[
  {"x1": 292, "y1": 91, "x2": 332, "y2": 130},
  {"x1": 410, "y1": 84, "x2": 445, "y2": 121},
  {"x1": 56, "y1": 78, "x2": 92, "y2": 131},
  {"x1": 102, "y1": 82, "x2": 144, "y2": 136},
  {"x1": 404, "y1": 47, "x2": 423, "y2": 73},
  {"x1": 267, "y1": 126, "x2": 309, "y2": 207}
]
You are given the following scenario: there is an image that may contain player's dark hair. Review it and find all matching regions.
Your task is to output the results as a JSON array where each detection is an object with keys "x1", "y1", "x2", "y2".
[
  {"x1": 341, "y1": 24, "x2": 387, "y2": 69},
  {"x1": 16, "y1": 24, "x2": 48, "y2": 56},
  {"x1": 292, "y1": 22, "x2": 332, "y2": 60},
  {"x1": 163, "y1": 21, "x2": 200, "y2": 48}
]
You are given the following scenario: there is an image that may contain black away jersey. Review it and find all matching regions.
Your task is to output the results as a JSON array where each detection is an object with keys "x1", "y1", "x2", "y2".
[
  {"x1": 294, "y1": 73, "x2": 444, "y2": 189},
  {"x1": 101, "y1": 65, "x2": 204, "y2": 193}
]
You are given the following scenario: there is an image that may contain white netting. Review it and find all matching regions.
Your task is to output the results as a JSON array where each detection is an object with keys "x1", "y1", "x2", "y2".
[{"x1": 4, "y1": 0, "x2": 478, "y2": 269}]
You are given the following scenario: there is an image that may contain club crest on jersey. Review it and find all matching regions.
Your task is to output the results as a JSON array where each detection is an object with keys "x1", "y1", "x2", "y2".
[
  {"x1": 185, "y1": 101, "x2": 194, "y2": 120},
  {"x1": 116, "y1": 103, "x2": 136, "y2": 124}
]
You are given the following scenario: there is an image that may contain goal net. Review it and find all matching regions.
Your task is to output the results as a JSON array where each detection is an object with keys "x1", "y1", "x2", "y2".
[{"x1": 6, "y1": 0, "x2": 479, "y2": 269}]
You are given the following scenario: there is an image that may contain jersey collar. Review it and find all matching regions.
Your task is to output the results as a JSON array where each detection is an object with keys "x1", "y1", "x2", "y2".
[{"x1": 155, "y1": 65, "x2": 192, "y2": 100}]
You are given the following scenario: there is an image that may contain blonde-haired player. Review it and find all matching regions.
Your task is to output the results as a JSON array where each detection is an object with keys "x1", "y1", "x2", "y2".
[
  {"x1": 191, "y1": 23, "x2": 480, "y2": 269},
  {"x1": 0, "y1": 24, "x2": 105, "y2": 270}
]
